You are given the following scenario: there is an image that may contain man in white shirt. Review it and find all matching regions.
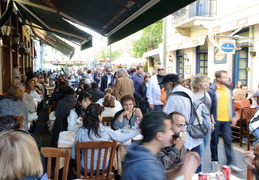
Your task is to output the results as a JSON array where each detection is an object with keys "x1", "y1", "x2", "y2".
[{"x1": 146, "y1": 65, "x2": 165, "y2": 111}]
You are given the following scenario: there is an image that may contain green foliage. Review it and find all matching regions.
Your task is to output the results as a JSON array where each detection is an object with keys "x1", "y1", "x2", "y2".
[
  {"x1": 93, "y1": 47, "x2": 122, "y2": 61},
  {"x1": 132, "y1": 20, "x2": 163, "y2": 58}
]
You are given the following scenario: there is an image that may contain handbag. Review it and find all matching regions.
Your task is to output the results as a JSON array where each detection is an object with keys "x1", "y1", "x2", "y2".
[{"x1": 58, "y1": 131, "x2": 76, "y2": 148}]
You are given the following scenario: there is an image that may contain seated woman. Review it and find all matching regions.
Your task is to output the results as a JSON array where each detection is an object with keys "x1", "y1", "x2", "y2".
[
  {"x1": 96, "y1": 88, "x2": 122, "y2": 109},
  {"x1": 71, "y1": 103, "x2": 138, "y2": 174},
  {"x1": 102, "y1": 94, "x2": 120, "y2": 117},
  {"x1": 25, "y1": 81, "x2": 42, "y2": 106},
  {"x1": 0, "y1": 131, "x2": 48, "y2": 180},
  {"x1": 112, "y1": 94, "x2": 143, "y2": 130},
  {"x1": 233, "y1": 89, "x2": 252, "y2": 121},
  {"x1": 0, "y1": 85, "x2": 28, "y2": 130},
  {"x1": 67, "y1": 93, "x2": 92, "y2": 131}
]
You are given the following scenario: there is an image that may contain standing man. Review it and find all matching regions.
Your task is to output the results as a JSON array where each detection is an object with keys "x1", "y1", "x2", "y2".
[
  {"x1": 100, "y1": 68, "x2": 113, "y2": 92},
  {"x1": 131, "y1": 65, "x2": 144, "y2": 108},
  {"x1": 157, "y1": 111, "x2": 186, "y2": 170},
  {"x1": 146, "y1": 65, "x2": 165, "y2": 111},
  {"x1": 113, "y1": 68, "x2": 134, "y2": 101},
  {"x1": 12, "y1": 64, "x2": 21, "y2": 79},
  {"x1": 121, "y1": 111, "x2": 200, "y2": 180},
  {"x1": 208, "y1": 70, "x2": 241, "y2": 171}
]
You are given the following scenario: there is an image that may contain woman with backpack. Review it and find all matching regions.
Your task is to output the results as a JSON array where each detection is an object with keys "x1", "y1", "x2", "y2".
[{"x1": 191, "y1": 74, "x2": 215, "y2": 172}]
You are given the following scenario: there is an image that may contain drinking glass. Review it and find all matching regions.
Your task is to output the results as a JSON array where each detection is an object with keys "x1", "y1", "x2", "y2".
[{"x1": 211, "y1": 161, "x2": 221, "y2": 173}]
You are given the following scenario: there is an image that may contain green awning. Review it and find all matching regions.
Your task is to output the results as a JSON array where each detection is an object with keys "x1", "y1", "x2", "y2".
[
  {"x1": 14, "y1": 0, "x2": 93, "y2": 51},
  {"x1": 32, "y1": 26, "x2": 75, "y2": 59},
  {"x1": 13, "y1": 0, "x2": 195, "y2": 45}
]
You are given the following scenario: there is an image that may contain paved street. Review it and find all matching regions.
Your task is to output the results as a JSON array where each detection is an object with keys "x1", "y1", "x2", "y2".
[{"x1": 203, "y1": 138, "x2": 251, "y2": 179}]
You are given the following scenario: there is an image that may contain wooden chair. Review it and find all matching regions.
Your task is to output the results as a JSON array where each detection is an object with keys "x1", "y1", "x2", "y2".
[
  {"x1": 102, "y1": 117, "x2": 113, "y2": 126},
  {"x1": 235, "y1": 107, "x2": 258, "y2": 150},
  {"x1": 15, "y1": 115, "x2": 24, "y2": 129},
  {"x1": 41, "y1": 147, "x2": 71, "y2": 180},
  {"x1": 76, "y1": 141, "x2": 117, "y2": 180},
  {"x1": 131, "y1": 139, "x2": 141, "y2": 143}
]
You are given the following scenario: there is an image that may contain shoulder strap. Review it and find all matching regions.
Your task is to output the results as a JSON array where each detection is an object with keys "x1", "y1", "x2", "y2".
[{"x1": 167, "y1": 91, "x2": 195, "y2": 124}]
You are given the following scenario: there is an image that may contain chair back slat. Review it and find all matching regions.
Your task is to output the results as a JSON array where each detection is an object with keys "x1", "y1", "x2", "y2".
[
  {"x1": 84, "y1": 149, "x2": 88, "y2": 177},
  {"x1": 102, "y1": 117, "x2": 113, "y2": 126},
  {"x1": 54, "y1": 157, "x2": 60, "y2": 180},
  {"x1": 76, "y1": 142, "x2": 81, "y2": 178},
  {"x1": 96, "y1": 148, "x2": 102, "y2": 177},
  {"x1": 75, "y1": 140, "x2": 117, "y2": 180},
  {"x1": 102, "y1": 147, "x2": 108, "y2": 177},
  {"x1": 46, "y1": 157, "x2": 52, "y2": 179},
  {"x1": 41, "y1": 147, "x2": 71, "y2": 180},
  {"x1": 90, "y1": 149, "x2": 95, "y2": 178}
]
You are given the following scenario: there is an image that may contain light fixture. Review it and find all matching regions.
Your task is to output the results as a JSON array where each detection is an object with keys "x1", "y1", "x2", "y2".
[
  {"x1": 0, "y1": 25, "x2": 12, "y2": 36},
  {"x1": 19, "y1": 42, "x2": 26, "y2": 49},
  {"x1": 250, "y1": 51, "x2": 256, "y2": 56},
  {"x1": 184, "y1": 53, "x2": 189, "y2": 62},
  {"x1": 24, "y1": 47, "x2": 31, "y2": 54},
  {"x1": 12, "y1": 34, "x2": 21, "y2": 45},
  {"x1": 168, "y1": 55, "x2": 173, "y2": 62}
]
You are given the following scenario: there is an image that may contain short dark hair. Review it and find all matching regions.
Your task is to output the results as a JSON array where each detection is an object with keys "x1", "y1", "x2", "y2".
[
  {"x1": 168, "y1": 111, "x2": 185, "y2": 123},
  {"x1": 0, "y1": 115, "x2": 20, "y2": 132},
  {"x1": 140, "y1": 111, "x2": 170, "y2": 143},
  {"x1": 136, "y1": 65, "x2": 143, "y2": 70},
  {"x1": 214, "y1": 70, "x2": 227, "y2": 79},
  {"x1": 65, "y1": 87, "x2": 75, "y2": 95},
  {"x1": 91, "y1": 82, "x2": 98, "y2": 89},
  {"x1": 120, "y1": 94, "x2": 135, "y2": 106}
]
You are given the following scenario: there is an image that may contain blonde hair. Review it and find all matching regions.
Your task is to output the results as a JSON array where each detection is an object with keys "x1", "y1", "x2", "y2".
[
  {"x1": 0, "y1": 131, "x2": 43, "y2": 180},
  {"x1": 191, "y1": 74, "x2": 208, "y2": 92},
  {"x1": 233, "y1": 89, "x2": 246, "y2": 100}
]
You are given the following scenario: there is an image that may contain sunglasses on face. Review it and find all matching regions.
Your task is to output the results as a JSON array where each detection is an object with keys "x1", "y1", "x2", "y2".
[
  {"x1": 157, "y1": 69, "x2": 164, "y2": 71},
  {"x1": 145, "y1": 76, "x2": 151, "y2": 78}
]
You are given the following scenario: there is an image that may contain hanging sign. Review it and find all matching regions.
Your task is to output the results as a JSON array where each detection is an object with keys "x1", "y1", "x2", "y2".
[{"x1": 219, "y1": 40, "x2": 236, "y2": 54}]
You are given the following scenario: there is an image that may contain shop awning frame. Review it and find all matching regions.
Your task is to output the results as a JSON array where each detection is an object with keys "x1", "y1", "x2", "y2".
[{"x1": 12, "y1": 0, "x2": 196, "y2": 45}]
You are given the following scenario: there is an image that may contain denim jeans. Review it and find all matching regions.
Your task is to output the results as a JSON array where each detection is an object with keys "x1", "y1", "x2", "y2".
[
  {"x1": 154, "y1": 105, "x2": 163, "y2": 111},
  {"x1": 192, "y1": 144, "x2": 201, "y2": 173},
  {"x1": 210, "y1": 121, "x2": 234, "y2": 165}
]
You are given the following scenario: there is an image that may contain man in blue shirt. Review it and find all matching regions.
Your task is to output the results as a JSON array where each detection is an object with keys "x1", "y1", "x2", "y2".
[{"x1": 131, "y1": 65, "x2": 144, "y2": 108}]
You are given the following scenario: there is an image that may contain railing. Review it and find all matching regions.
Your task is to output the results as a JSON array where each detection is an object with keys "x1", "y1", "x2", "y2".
[{"x1": 172, "y1": 0, "x2": 216, "y2": 26}]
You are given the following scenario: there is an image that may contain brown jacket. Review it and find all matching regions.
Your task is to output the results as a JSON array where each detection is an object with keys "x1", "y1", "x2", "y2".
[{"x1": 113, "y1": 76, "x2": 134, "y2": 101}]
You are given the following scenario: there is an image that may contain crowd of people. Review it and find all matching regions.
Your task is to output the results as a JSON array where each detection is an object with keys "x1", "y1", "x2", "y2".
[{"x1": 1, "y1": 64, "x2": 259, "y2": 179}]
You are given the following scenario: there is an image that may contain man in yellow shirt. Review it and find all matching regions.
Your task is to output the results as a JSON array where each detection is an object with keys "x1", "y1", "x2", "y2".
[{"x1": 208, "y1": 70, "x2": 241, "y2": 172}]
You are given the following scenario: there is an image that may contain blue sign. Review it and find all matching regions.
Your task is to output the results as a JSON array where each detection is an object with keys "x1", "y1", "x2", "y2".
[{"x1": 221, "y1": 43, "x2": 235, "y2": 53}]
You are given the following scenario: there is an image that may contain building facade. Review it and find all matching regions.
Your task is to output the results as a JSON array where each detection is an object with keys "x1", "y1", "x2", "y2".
[{"x1": 144, "y1": 0, "x2": 259, "y2": 90}]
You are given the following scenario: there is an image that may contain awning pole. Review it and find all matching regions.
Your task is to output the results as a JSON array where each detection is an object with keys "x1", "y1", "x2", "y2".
[{"x1": 162, "y1": 18, "x2": 167, "y2": 72}]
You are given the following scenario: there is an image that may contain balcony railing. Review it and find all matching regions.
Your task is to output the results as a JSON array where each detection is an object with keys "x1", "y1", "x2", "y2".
[{"x1": 172, "y1": 0, "x2": 216, "y2": 26}]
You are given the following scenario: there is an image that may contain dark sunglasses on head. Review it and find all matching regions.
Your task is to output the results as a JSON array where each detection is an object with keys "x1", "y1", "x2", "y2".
[{"x1": 157, "y1": 69, "x2": 164, "y2": 71}]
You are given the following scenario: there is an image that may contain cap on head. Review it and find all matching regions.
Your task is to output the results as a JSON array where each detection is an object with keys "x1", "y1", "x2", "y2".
[{"x1": 159, "y1": 73, "x2": 179, "y2": 85}]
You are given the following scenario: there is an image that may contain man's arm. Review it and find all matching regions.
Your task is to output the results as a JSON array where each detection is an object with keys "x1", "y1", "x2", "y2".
[{"x1": 167, "y1": 152, "x2": 200, "y2": 180}]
